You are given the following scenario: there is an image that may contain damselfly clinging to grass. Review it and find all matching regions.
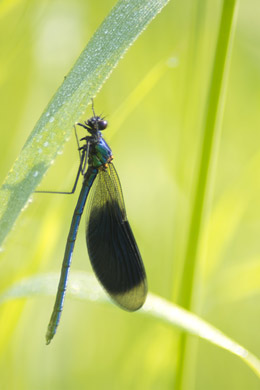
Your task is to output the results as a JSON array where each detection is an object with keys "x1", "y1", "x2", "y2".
[{"x1": 38, "y1": 102, "x2": 147, "y2": 344}]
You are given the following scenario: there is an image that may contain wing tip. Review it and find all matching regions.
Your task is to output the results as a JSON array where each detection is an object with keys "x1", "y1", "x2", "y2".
[{"x1": 110, "y1": 279, "x2": 148, "y2": 311}]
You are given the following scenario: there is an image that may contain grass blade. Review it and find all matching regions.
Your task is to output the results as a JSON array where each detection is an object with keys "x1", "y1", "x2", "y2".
[
  {"x1": 1, "y1": 271, "x2": 260, "y2": 379},
  {"x1": 176, "y1": 1, "x2": 239, "y2": 388},
  {"x1": 0, "y1": 0, "x2": 170, "y2": 247}
]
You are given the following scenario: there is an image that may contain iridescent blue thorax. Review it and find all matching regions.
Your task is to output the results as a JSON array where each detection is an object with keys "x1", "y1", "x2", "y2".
[
  {"x1": 89, "y1": 131, "x2": 113, "y2": 169},
  {"x1": 77, "y1": 115, "x2": 113, "y2": 170}
]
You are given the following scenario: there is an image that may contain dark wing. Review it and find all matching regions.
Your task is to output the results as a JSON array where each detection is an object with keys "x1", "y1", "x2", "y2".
[{"x1": 86, "y1": 163, "x2": 147, "y2": 311}]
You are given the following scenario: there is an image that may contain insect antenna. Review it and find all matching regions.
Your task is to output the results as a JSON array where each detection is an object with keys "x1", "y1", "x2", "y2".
[{"x1": 91, "y1": 98, "x2": 96, "y2": 117}]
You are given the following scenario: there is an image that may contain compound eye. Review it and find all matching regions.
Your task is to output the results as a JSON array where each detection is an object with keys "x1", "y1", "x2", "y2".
[{"x1": 98, "y1": 120, "x2": 108, "y2": 130}]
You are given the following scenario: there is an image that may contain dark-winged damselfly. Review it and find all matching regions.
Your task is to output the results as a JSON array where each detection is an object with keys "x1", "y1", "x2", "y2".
[{"x1": 38, "y1": 104, "x2": 147, "y2": 344}]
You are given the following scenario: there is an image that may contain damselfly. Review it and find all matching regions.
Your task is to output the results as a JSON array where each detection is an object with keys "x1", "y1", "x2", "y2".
[{"x1": 39, "y1": 103, "x2": 147, "y2": 344}]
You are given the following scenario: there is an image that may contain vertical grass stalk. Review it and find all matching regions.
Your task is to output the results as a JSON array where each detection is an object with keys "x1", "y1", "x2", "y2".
[{"x1": 176, "y1": 1, "x2": 238, "y2": 389}]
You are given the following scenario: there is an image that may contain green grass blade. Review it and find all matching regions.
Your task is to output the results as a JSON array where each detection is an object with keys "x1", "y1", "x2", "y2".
[
  {"x1": 1, "y1": 271, "x2": 260, "y2": 379},
  {"x1": 0, "y1": 0, "x2": 170, "y2": 247},
  {"x1": 176, "y1": 1, "x2": 238, "y2": 388},
  {"x1": 178, "y1": 0, "x2": 237, "y2": 313}
]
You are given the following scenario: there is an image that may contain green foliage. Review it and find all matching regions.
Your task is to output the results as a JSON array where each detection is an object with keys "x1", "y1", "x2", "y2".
[{"x1": 0, "y1": 0, "x2": 260, "y2": 389}]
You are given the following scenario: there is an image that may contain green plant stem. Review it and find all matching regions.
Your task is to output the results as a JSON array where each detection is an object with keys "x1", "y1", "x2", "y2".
[{"x1": 176, "y1": 1, "x2": 238, "y2": 389}]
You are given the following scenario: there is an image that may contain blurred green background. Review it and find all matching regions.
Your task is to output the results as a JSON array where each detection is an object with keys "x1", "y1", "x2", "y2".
[{"x1": 0, "y1": 0, "x2": 260, "y2": 389}]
